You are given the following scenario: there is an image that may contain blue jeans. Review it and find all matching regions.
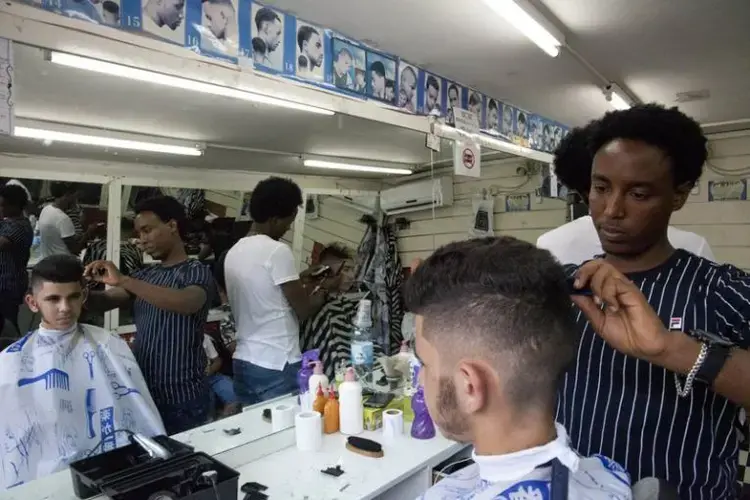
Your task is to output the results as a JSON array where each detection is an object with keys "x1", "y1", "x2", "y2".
[
  {"x1": 158, "y1": 393, "x2": 210, "y2": 435},
  {"x1": 233, "y1": 359, "x2": 301, "y2": 406},
  {"x1": 207, "y1": 373, "x2": 237, "y2": 404}
]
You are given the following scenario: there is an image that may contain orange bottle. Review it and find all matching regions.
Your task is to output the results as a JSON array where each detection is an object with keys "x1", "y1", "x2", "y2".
[
  {"x1": 313, "y1": 383, "x2": 327, "y2": 415},
  {"x1": 324, "y1": 387, "x2": 340, "y2": 434}
]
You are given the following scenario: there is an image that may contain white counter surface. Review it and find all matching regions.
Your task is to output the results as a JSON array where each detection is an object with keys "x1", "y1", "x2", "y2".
[
  {"x1": 234, "y1": 426, "x2": 467, "y2": 500},
  {"x1": 0, "y1": 394, "x2": 468, "y2": 500}
]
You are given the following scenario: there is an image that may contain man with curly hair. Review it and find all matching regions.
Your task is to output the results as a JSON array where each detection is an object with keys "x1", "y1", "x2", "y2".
[
  {"x1": 537, "y1": 120, "x2": 714, "y2": 264},
  {"x1": 559, "y1": 104, "x2": 750, "y2": 499}
]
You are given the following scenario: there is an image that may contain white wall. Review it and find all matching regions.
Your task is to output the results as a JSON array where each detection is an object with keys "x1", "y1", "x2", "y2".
[
  {"x1": 397, "y1": 134, "x2": 750, "y2": 271},
  {"x1": 301, "y1": 196, "x2": 368, "y2": 265},
  {"x1": 672, "y1": 133, "x2": 750, "y2": 271},
  {"x1": 397, "y1": 158, "x2": 566, "y2": 263}
]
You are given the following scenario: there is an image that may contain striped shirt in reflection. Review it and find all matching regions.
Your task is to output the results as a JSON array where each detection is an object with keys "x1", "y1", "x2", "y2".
[
  {"x1": 0, "y1": 217, "x2": 33, "y2": 301},
  {"x1": 556, "y1": 250, "x2": 750, "y2": 500},
  {"x1": 131, "y1": 260, "x2": 216, "y2": 406}
]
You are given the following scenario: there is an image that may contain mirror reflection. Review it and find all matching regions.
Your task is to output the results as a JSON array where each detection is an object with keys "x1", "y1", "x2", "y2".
[{"x1": 0, "y1": 177, "x2": 108, "y2": 348}]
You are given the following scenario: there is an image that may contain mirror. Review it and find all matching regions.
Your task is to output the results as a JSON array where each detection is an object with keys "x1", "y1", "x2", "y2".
[
  {"x1": 297, "y1": 194, "x2": 374, "y2": 382},
  {"x1": 0, "y1": 176, "x2": 109, "y2": 343}
]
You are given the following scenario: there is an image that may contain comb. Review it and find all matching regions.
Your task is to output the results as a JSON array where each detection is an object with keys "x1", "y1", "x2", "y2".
[
  {"x1": 18, "y1": 368, "x2": 70, "y2": 391},
  {"x1": 345, "y1": 436, "x2": 384, "y2": 458}
]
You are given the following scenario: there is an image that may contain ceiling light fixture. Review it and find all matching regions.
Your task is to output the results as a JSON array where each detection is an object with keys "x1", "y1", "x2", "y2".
[
  {"x1": 48, "y1": 52, "x2": 335, "y2": 116},
  {"x1": 304, "y1": 159, "x2": 413, "y2": 175},
  {"x1": 481, "y1": 0, "x2": 564, "y2": 57},
  {"x1": 14, "y1": 126, "x2": 204, "y2": 156},
  {"x1": 603, "y1": 83, "x2": 634, "y2": 110}
]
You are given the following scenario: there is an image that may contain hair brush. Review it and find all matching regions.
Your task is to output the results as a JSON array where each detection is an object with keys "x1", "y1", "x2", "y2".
[{"x1": 345, "y1": 436, "x2": 384, "y2": 458}]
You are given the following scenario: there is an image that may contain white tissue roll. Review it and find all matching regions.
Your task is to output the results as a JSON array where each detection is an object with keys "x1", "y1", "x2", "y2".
[
  {"x1": 295, "y1": 411, "x2": 323, "y2": 451},
  {"x1": 272, "y1": 404, "x2": 296, "y2": 432},
  {"x1": 382, "y1": 409, "x2": 404, "y2": 441}
]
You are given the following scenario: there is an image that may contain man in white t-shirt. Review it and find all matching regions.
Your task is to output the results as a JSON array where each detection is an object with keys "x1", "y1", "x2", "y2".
[
  {"x1": 224, "y1": 178, "x2": 330, "y2": 405},
  {"x1": 37, "y1": 182, "x2": 100, "y2": 259},
  {"x1": 536, "y1": 123, "x2": 714, "y2": 264}
]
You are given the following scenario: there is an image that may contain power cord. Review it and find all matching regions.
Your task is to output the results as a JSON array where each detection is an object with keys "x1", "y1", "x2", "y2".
[{"x1": 85, "y1": 429, "x2": 135, "y2": 458}]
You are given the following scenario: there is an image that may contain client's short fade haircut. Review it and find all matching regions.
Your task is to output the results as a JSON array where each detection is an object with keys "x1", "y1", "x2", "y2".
[
  {"x1": 403, "y1": 236, "x2": 578, "y2": 408},
  {"x1": 30, "y1": 254, "x2": 84, "y2": 292}
]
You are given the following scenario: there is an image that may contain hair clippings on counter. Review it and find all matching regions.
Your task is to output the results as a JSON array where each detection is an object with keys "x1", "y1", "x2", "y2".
[
  {"x1": 223, "y1": 428, "x2": 242, "y2": 436},
  {"x1": 321, "y1": 465, "x2": 345, "y2": 477}
]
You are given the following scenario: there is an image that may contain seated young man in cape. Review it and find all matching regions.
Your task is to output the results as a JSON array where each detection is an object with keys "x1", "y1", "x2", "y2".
[
  {"x1": 406, "y1": 237, "x2": 631, "y2": 499},
  {"x1": 0, "y1": 255, "x2": 164, "y2": 490}
]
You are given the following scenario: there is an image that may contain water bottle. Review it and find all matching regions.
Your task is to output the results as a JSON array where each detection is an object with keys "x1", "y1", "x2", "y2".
[{"x1": 350, "y1": 299, "x2": 374, "y2": 385}]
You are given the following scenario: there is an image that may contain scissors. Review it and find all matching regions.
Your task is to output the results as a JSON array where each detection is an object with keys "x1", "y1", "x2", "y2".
[
  {"x1": 83, "y1": 351, "x2": 95, "y2": 379},
  {"x1": 111, "y1": 381, "x2": 140, "y2": 399}
]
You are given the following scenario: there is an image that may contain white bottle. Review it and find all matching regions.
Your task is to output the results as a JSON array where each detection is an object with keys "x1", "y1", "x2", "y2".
[
  {"x1": 338, "y1": 367, "x2": 363, "y2": 435},
  {"x1": 308, "y1": 361, "x2": 329, "y2": 396}
]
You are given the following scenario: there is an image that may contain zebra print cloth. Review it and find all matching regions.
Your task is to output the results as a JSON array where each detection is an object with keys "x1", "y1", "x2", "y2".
[
  {"x1": 83, "y1": 240, "x2": 144, "y2": 276},
  {"x1": 299, "y1": 292, "x2": 385, "y2": 380}
]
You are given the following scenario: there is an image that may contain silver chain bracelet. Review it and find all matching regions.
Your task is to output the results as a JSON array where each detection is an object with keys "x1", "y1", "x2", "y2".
[{"x1": 674, "y1": 342, "x2": 709, "y2": 398}]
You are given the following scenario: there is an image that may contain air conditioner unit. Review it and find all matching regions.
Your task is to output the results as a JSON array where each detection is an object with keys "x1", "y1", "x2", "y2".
[{"x1": 380, "y1": 176, "x2": 454, "y2": 215}]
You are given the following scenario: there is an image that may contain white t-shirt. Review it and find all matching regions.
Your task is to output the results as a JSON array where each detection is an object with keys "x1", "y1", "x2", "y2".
[
  {"x1": 419, "y1": 424, "x2": 631, "y2": 500},
  {"x1": 38, "y1": 204, "x2": 76, "y2": 259},
  {"x1": 536, "y1": 215, "x2": 715, "y2": 265},
  {"x1": 224, "y1": 235, "x2": 300, "y2": 371}
]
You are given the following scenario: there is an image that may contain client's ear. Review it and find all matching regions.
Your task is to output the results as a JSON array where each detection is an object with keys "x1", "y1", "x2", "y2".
[
  {"x1": 410, "y1": 258, "x2": 423, "y2": 272},
  {"x1": 81, "y1": 287, "x2": 89, "y2": 304},
  {"x1": 25, "y1": 294, "x2": 39, "y2": 313}
]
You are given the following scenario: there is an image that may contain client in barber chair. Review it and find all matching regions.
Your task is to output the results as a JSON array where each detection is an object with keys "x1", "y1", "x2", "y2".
[
  {"x1": 0, "y1": 255, "x2": 164, "y2": 490},
  {"x1": 299, "y1": 243, "x2": 384, "y2": 379},
  {"x1": 407, "y1": 237, "x2": 631, "y2": 499}
]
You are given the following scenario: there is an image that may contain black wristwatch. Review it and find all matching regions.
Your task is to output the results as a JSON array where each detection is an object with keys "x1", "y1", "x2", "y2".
[{"x1": 691, "y1": 329, "x2": 733, "y2": 386}]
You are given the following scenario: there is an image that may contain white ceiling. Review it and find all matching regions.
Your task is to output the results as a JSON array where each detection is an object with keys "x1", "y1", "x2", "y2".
[
  {"x1": 264, "y1": 0, "x2": 750, "y2": 128},
  {"x1": 10, "y1": 44, "x2": 464, "y2": 177}
]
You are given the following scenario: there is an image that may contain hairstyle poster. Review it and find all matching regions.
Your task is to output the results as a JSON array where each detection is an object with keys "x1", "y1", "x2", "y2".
[
  {"x1": 420, "y1": 71, "x2": 443, "y2": 116},
  {"x1": 331, "y1": 37, "x2": 366, "y2": 95},
  {"x1": 249, "y1": 2, "x2": 286, "y2": 72},
  {"x1": 52, "y1": 0, "x2": 124, "y2": 27},
  {"x1": 192, "y1": 0, "x2": 239, "y2": 61},
  {"x1": 445, "y1": 82, "x2": 464, "y2": 126},
  {"x1": 366, "y1": 51, "x2": 397, "y2": 105},
  {"x1": 513, "y1": 107, "x2": 530, "y2": 146},
  {"x1": 485, "y1": 98, "x2": 501, "y2": 135},
  {"x1": 528, "y1": 114, "x2": 544, "y2": 151},
  {"x1": 397, "y1": 60, "x2": 418, "y2": 113},
  {"x1": 466, "y1": 89, "x2": 484, "y2": 130},
  {"x1": 294, "y1": 20, "x2": 327, "y2": 83},
  {"x1": 139, "y1": 0, "x2": 190, "y2": 45}
]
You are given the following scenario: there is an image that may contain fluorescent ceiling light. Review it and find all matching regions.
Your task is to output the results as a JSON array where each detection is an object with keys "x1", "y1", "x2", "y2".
[
  {"x1": 604, "y1": 83, "x2": 634, "y2": 110},
  {"x1": 481, "y1": 0, "x2": 564, "y2": 57},
  {"x1": 304, "y1": 159, "x2": 413, "y2": 175},
  {"x1": 14, "y1": 127, "x2": 204, "y2": 156},
  {"x1": 49, "y1": 52, "x2": 334, "y2": 116}
]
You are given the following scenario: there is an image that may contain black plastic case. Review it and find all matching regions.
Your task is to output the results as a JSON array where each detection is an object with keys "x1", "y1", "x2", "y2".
[{"x1": 68, "y1": 435, "x2": 238, "y2": 500}]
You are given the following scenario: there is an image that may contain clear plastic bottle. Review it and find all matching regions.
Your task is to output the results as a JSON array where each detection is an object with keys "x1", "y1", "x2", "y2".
[{"x1": 350, "y1": 299, "x2": 374, "y2": 385}]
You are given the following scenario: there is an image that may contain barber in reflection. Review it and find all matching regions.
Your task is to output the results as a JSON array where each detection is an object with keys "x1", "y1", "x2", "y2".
[
  {"x1": 84, "y1": 196, "x2": 216, "y2": 435},
  {"x1": 224, "y1": 178, "x2": 334, "y2": 405}
]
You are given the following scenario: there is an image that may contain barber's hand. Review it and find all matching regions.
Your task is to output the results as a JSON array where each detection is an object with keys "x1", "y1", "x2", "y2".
[
  {"x1": 84, "y1": 260, "x2": 125, "y2": 287},
  {"x1": 572, "y1": 259, "x2": 669, "y2": 360}
]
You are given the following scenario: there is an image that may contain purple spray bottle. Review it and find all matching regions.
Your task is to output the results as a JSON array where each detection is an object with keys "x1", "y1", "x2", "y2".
[
  {"x1": 297, "y1": 349, "x2": 320, "y2": 411},
  {"x1": 410, "y1": 364, "x2": 436, "y2": 440}
]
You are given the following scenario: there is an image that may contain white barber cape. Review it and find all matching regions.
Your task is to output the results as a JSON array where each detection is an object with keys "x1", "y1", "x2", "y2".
[
  {"x1": 537, "y1": 215, "x2": 715, "y2": 265},
  {"x1": 0, "y1": 324, "x2": 165, "y2": 490},
  {"x1": 418, "y1": 424, "x2": 631, "y2": 500}
]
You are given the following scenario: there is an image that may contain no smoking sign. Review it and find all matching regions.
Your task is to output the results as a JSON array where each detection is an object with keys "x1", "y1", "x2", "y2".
[
  {"x1": 462, "y1": 148, "x2": 475, "y2": 169},
  {"x1": 454, "y1": 141, "x2": 481, "y2": 177}
]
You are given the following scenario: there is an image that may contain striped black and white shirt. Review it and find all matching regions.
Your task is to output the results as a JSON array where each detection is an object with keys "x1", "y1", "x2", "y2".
[
  {"x1": 556, "y1": 249, "x2": 750, "y2": 500},
  {"x1": 0, "y1": 217, "x2": 33, "y2": 303},
  {"x1": 131, "y1": 260, "x2": 216, "y2": 406}
]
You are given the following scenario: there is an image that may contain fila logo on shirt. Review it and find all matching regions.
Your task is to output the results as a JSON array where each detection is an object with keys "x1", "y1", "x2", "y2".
[{"x1": 669, "y1": 317, "x2": 683, "y2": 331}]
